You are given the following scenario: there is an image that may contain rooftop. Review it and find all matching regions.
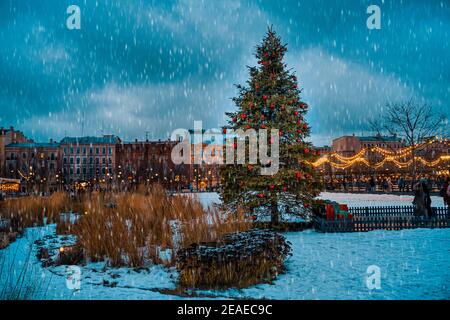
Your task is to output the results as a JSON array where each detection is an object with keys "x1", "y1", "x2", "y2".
[
  {"x1": 60, "y1": 135, "x2": 121, "y2": 144},
  {"x1": 356, "y1": 135, "x2": 402, "y2": 142},
  {"x1": 6, "y1": 142, "x2": 60, "y2": 148}
]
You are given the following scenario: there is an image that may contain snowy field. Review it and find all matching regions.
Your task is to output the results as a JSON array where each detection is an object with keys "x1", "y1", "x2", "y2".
[
  {"x1": 192, "y1": 192, "x2": 446, "y2": 208},
  {"x1": 0, "y1": 192, "x2": 449, "y2": 300}
]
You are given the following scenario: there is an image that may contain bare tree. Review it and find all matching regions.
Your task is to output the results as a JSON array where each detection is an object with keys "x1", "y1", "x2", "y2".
[{"x1": 370, "y1": 99, "x2": 447, "y2": 184}]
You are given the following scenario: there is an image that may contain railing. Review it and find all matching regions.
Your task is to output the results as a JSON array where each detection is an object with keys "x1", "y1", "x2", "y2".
[{"x1": 314, "y1": 206, "x2": 449, "y2": 233}]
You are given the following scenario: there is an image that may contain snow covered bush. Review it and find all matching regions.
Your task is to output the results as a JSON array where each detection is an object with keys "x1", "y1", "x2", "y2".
[{"x1": 176, "y1": 229, "x2": 291, "y2": 289}]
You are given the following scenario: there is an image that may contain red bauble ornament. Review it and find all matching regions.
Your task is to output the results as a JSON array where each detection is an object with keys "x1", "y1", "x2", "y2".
[
  {"x1": 261, "y1": 124, "x2": 266, "y2": 129},
  {"x1": 292, "y1": 83, "x2": 297, "y2": 88},
  {"x1": 295, "y1": 172, "x2": 302, "y2": 179},
  {"x1": 297, "y1": 119, "x2": 302, "y2": 125},
  {"x1": 246, "y1": 125, "x2": 252, "y2": 129},
  {"x1": 263, "y1": 95, "x2": 268, "y2": 100},
  {"x1": 279, "y1": 130, "x2": 283, "y2": 136},
  {"x1": 261, "y1": 115, "x2": 265, "y2": 120},
  {"x1": 223, "y1": 128, "x2": 227, "y2": 134},
  {"x1": 249, "y1": 102, "x2": 254, "y2": 108},
  {"x1": 304, "y1": 148, "x2": 310, "y2": 154},
  {"x1": 241, "y1": 113, "x2": 247, "y2": 120},
  {"x1": 258, "y1": 193, "x2": 265, "y2": 198},
  {"x1": 247, "y1": 165, "x2": 253, "y2": 171},
  {"x1": 297, "y1": 129, "x2": 302, "y2": 134},
  {"x1": 282, "y1": 186, "x2": 287, "y2": 191},
  {"x1": 303, "y1": 124, "x2": 308, "y2": 130},
  {"x1": 316, "y1": 151, "x2": 321, "y2": 155},
  {"x1": 304, "y1": 202, "x2": 310, "y2": 208},
  {"x1": 270, "y1": 103, "x2": 275, "y2": 110},
  {"x1": 269, "y1": 184, "x2": 275, "y2": 189},
  {"x1": 232, "y1": 117, "x2": 237, "y2": 123}
]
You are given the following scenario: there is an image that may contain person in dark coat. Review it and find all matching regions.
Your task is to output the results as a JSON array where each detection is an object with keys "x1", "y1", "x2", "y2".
[{"x1": 413, "y1": 181, "x2": 429, "y2": 217}]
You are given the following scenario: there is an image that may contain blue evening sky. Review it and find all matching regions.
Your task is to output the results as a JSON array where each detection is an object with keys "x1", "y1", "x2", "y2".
[{"x1": 0, "y1": 0, "x2": 449, "y2": 146}]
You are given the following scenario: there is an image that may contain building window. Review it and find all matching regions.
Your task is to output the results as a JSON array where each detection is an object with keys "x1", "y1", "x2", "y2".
[
  {"x1": 102, "y1": 147, "x2": 106, "y2": 155},
  {"x1": 76, "y1": 168, "x2": 80, "y2": 175},
  {"x1": 102, "y1": 158, "x2": 106, "y2": 164},
  {"x1": 64, "y1": 148, "x2": 67, "y2": 154},
  {"x1": 89, "y1": 157, "x2": 93, "y2": 164},
  {"x1": 70, "y1": 168, "x2": 73, "y2": 175},
  {"x1": 77, "y1": 147, "x2": 80, "y2": 154},
  {"x1": 76, "y1": 157, "x2": 80, "y2": 165},
  {"x1": 83, "y1": 157, "x2": 87, "y2": 164},
  {"x1": 83, "y1": 147, "x2": 86, "y2": 154},
  {"x1": 70, "y1": 157, "x2": 74, "y2": 164},
  {"x1": 70, "y1": 148, "x2": 74, "y2": 154},
  {"x1": 96, "y1": 148, "x2": 99, "y2": 154},
  {"x1": 109, "y1": 147, "x2": 112, "y2": 155},
  {"x1": 63, "y1": 157, "x2": 67, "y2": 164}
]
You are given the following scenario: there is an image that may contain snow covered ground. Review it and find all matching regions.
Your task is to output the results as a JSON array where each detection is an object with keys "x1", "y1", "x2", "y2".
[
  {"x1": 0, "y1": 192, "x2": 449, "y2": 300},
  {"x1": 318, "y1": 192, "x2": 445, "y2": 208},
  {"x1": 192, "y1": 191, "x2": 446, "y2": 208}
]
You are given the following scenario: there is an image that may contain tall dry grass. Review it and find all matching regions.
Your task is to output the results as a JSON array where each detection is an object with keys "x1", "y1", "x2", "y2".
[
  {"x1": 72, "y1": 185, "x2": 251, "y2": 267},
  {"x1": 0, "y1": 185, "x2": 251, "y2": 267},
  {"x1": 0, "y1": 192, "x2": 71, "y2": 232}
]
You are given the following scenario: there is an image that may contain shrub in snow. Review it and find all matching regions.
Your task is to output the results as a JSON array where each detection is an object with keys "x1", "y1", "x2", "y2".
[{"x1": 176, "y1": 229, "x2": 291, "y2": 289}]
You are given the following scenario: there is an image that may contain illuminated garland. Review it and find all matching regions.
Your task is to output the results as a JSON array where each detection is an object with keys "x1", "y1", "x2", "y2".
[
  {"x1": 311, "y1": 155, "x2": 450, "y2": 170},
  {"x1": 310, "y1": 138, "x2": 450, "y2": 170},
  {"x1": 0, "y1": 183, "x2": 20, "y2": 192}
]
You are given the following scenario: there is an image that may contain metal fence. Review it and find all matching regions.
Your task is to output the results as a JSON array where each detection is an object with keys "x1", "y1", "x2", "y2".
[{"x1": 314, "y1": 206, "x2": 449, "y2": 233}]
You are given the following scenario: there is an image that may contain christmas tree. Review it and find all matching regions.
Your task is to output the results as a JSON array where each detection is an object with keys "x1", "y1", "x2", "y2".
[{"x1": 220, "y1": 27, "x2": 322, "y2": 226}]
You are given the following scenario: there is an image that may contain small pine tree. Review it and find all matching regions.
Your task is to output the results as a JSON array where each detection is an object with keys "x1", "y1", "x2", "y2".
[{"x1": 220, "y1": 27, "x2": 322, "y2": 226}]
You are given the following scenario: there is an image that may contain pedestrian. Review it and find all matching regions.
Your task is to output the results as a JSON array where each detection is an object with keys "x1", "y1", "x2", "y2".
[
  {"x1": 370, "y1": 177, "x2": 376, "y2": 192},
  {"x1": 387, "y1": 178, "x2": 393, "y2": 193},
  {"x1": 397, "y1": 177, "x2": 405, "y2": 192},
  {"x1": 440, "y1": 177, "x2": 450, "y2": 209},
  {"x1": 413, "y1": 180, "x2": 432, "y2": 218}
]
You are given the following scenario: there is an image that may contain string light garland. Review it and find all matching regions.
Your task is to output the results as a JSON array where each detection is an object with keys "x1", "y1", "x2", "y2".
[{"x1": 309, "y1": 138, "x2": 450, "y2": 170}]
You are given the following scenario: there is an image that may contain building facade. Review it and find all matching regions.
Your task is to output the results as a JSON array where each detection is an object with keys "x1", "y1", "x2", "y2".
[
  {"x1": 0, "y1": 126, "x2": 30, "y2": 176},
  {"x1": 4, "y1": 141, "x2": 60, "y2": 193},
  {"x1": 115, "y1": 140, "x2": 192, "y2": 190},
  {"x1": 59, "y1": 135, "x2": 121, "y2": 184}
]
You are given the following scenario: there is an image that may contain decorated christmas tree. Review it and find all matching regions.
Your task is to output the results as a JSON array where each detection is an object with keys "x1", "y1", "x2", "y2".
[{"x1": 220, "y1": 27, "x2": 322, "y2": 226}]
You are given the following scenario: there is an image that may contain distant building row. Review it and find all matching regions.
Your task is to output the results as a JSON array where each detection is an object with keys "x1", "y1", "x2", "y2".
[{"x1": 0, "y1": 127, "x2": 220, "y2": 193}]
